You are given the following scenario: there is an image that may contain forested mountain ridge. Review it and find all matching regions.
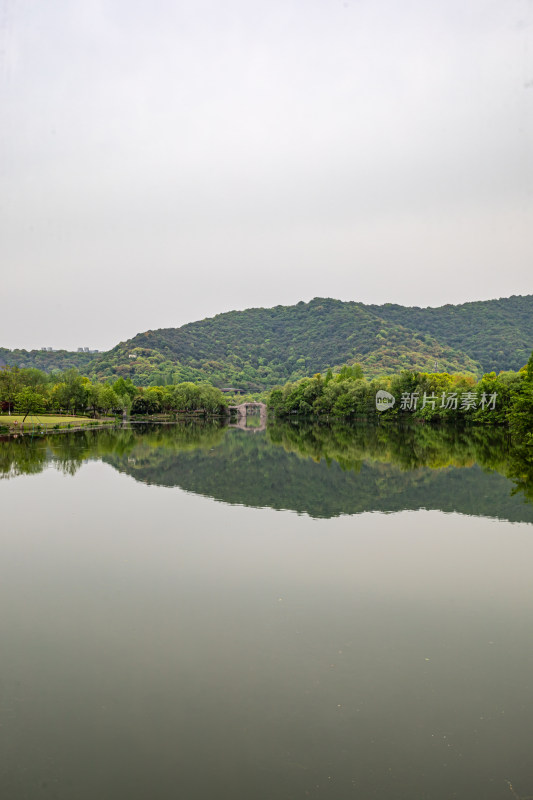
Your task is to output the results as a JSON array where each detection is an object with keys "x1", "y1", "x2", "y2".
[
  {"x1": 0, "y1": 348, "x2": 99, "y2": 374},
  {"x1": 366, "y1": 295, "x2": 533, "y2": 373},
  {"x1": 97, "y1": 298, "x2": 480, "y2": 386},
  {"x1": 1, "y1": 294, "x2": 532, "y2": 387}
]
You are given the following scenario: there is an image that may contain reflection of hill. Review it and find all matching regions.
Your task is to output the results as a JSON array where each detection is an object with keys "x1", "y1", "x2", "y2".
[
  {"x1": 2, "y1": 422, "x2": 532, "y2": 522},
  {"x1": 103, "y1": 424, "x2": 533, "y2": 523}
]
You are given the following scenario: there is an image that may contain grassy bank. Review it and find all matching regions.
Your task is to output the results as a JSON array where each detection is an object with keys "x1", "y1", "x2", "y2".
[{"x1": 0, "y1": 414, "x2": 116, "y2": 433}]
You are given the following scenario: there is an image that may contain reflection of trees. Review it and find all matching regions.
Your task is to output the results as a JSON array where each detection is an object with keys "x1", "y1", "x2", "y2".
[
  {"x1": 267, "y1": 421, "x2": 533, "y2": 505},
  {"x1": 506, "y1": 444, "x2": 533, "y2": 505},
  {"x1": 1, "y1": 420, "x2": 532, "y2": 514},
  {"x1": 106, "y1": 422, "x2": 532, "y2": 520},
  {"x1": 0, "y1": 437, "x2": 48, "y2": 479},
  {"x1": 0, "y1": 422, "x2": 229, "y2": 481},
  {"x1": 268, "y1": 421, "x2": 511, "y2": 473},
  {"x1": 101, "y1": 422, "x2": 228, "y2": 482}
]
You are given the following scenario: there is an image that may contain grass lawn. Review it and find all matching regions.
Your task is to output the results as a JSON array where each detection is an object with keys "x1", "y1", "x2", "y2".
[{"x1": 0, "y1": 414, "x2": 113, "y2": 429}]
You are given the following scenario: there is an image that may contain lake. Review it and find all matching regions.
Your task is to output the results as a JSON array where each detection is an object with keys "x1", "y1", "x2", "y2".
[{"x1": 1, "y1": 422, "x2": 532, "y2": 799}]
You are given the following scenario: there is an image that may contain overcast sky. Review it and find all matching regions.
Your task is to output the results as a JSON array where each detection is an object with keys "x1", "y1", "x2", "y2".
[{"x1": 1, "y1": 0, "x2": 532, "y2": 351}]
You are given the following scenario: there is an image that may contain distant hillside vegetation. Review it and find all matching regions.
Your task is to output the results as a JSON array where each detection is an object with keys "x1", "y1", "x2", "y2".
[
  {"x1": 366, "y1": 295, "x2": 533, "y2": 373},
  {"x1": 88, "y1": 298, "x2": 481, "y2": 386},
  {"x1": 2, "y1": 295, "x2": 531, "y2": 388},
  {"x1": 0, "y1": 348, "x2": 99, "y2": 374}
]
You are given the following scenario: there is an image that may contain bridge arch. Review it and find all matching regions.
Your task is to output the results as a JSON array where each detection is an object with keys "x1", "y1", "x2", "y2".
[{"x1": 227, "y1": 402, "x2": 267, "y2": 432}]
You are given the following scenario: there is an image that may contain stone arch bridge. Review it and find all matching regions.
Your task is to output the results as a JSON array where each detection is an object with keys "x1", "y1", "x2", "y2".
[{"x1": 227, "y1": 402, "x2": 267, "y2": 432}]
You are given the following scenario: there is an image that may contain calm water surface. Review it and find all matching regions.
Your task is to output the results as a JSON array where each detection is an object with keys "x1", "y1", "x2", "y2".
[{"x1": 1, "y1": 424, "x2": 532, "y2": 799}]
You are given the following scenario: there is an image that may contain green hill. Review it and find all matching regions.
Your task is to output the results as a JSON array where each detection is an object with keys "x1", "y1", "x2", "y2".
[
  {"x1": 0, "y1": 348, "x2": 99, "y2": 374},
  {"x1": 2, "y1": 295, "x2": 532, "y2": 387},
  {"x1": 366, "y1": 295, "x2": 533, "y2": 373}
]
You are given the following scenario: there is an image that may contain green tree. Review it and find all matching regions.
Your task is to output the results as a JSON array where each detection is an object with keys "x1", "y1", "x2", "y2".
[
  {"x1": 99, "y1": 386, "x2": 121, "y2": 415},
  {"x1": 0, "y1": 366, "x2": 23, "y2": 414},
  {"x1": 19, "y1": 367, "x2": 48, "y2": 391},
  {"x1": 112, "y1": 377, "x2": 137, "y2": 401},
  {"x1": 52, "y1": 369, "x2": 88, "y2": 414},
  {"x1": 509, "y1": 352, "x2": 533, "y2": 451},
  {"x1": 14, "y1": 387, "x2": 47, "y2": 422},
  {"x1": 85, "y1": 382, "x2": 103, "y2": 418}
]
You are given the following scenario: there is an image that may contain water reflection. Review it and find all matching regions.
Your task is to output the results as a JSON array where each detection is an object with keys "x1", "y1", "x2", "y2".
[
  {"x1": 2, "y1": 423, "x2": 533, "y2": 800},
  {"x1": 1, "y1": 421, "x2": 532, "y2": 521}
]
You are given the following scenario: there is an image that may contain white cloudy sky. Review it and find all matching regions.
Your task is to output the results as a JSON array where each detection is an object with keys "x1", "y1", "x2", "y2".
[{"x1": 1, "y1": 0, "x2": 532, "y2": 351}]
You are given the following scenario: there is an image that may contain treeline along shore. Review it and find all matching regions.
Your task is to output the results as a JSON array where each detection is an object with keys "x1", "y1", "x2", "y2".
[
  {"x1": 0, "y1": 368, "x2": 228, "y2": 429},
  {"x1": 267, "y1": 355, "x2": 533, "y2": 446},
  {"x1": 267, "y1": 358, "x2": 531, "y2": 420},
  {"x1": 1, "y1": 351, "x2": 533, "y2": 448}
]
